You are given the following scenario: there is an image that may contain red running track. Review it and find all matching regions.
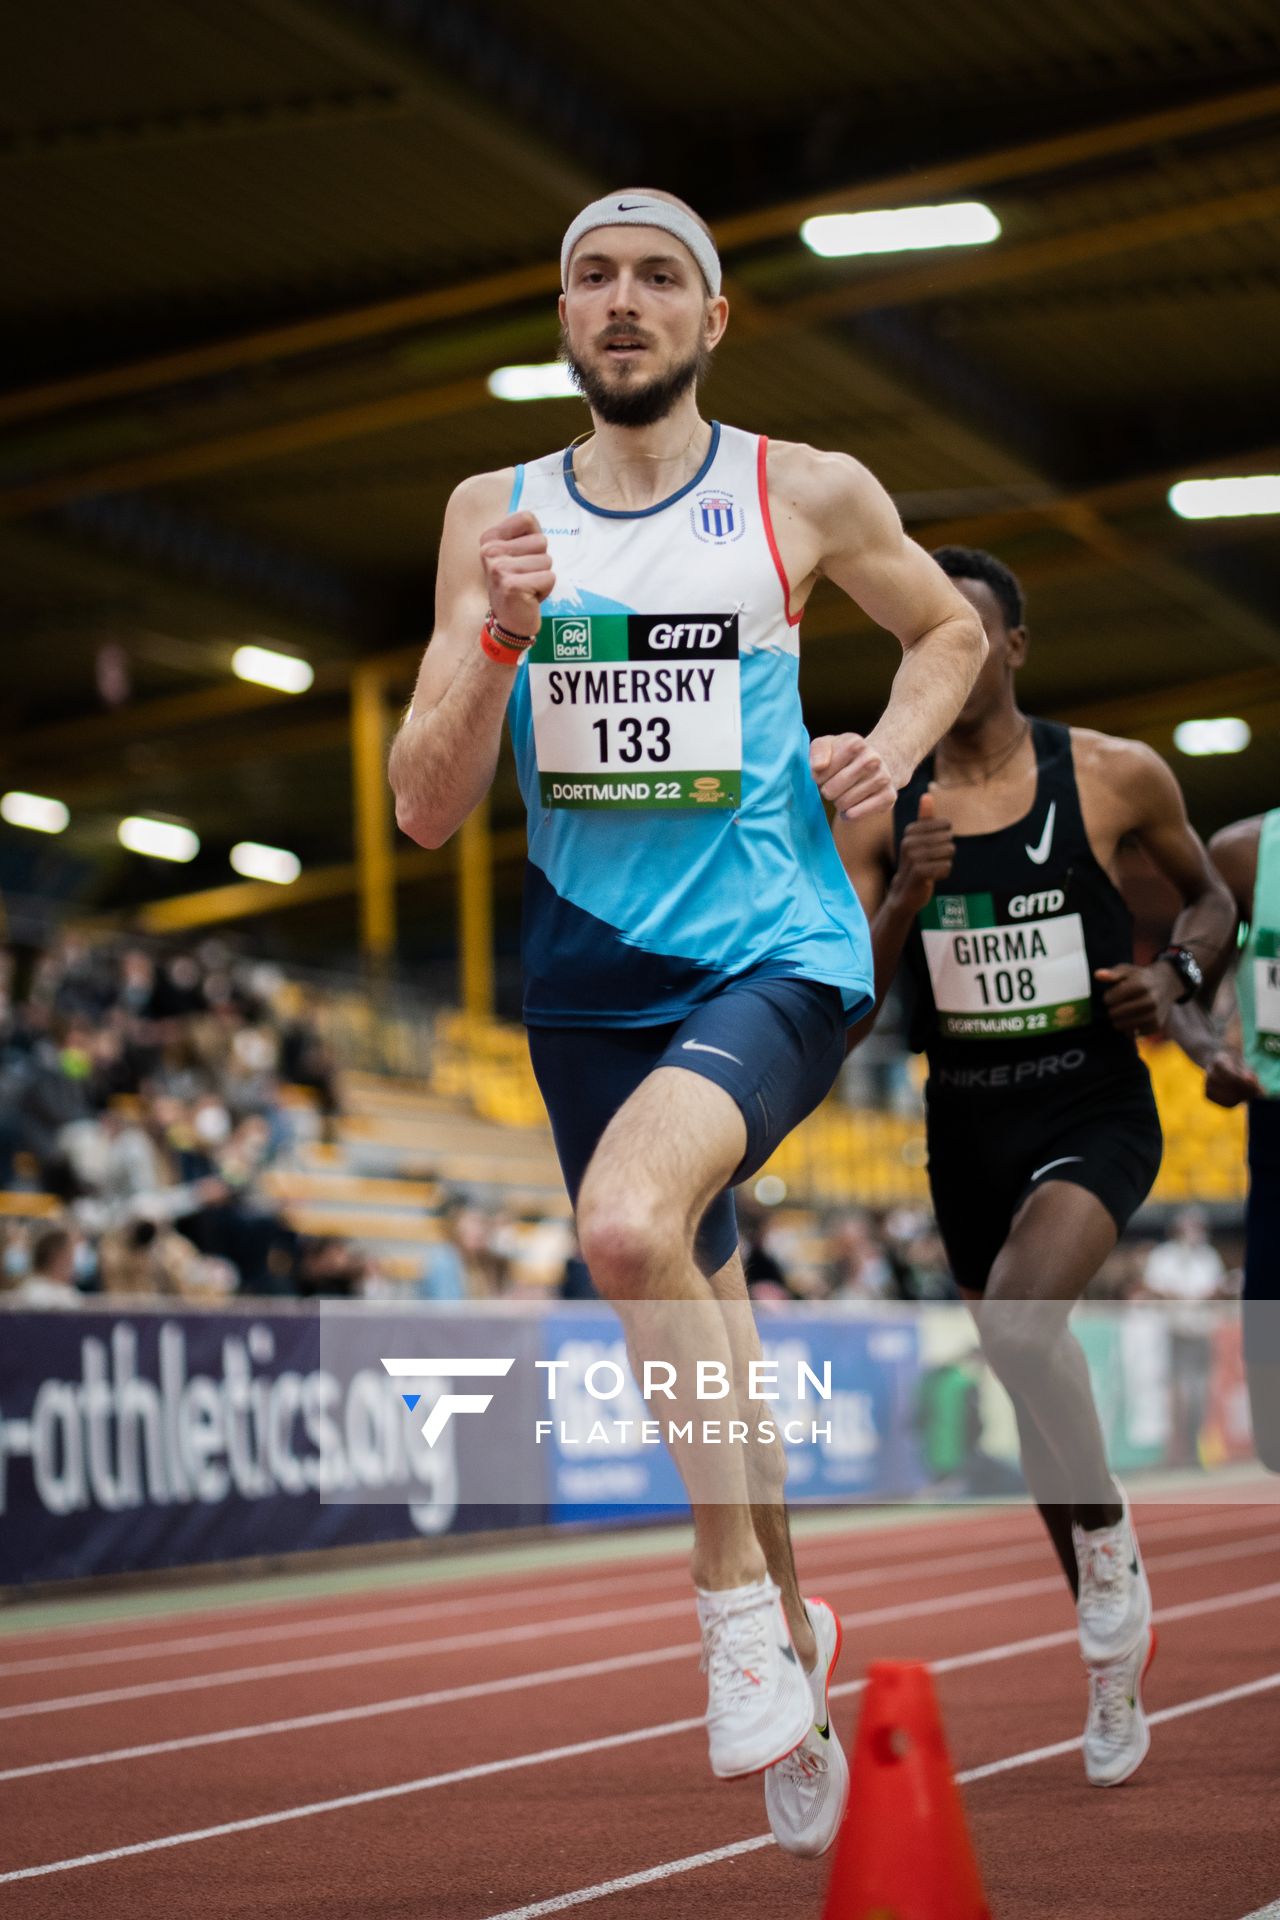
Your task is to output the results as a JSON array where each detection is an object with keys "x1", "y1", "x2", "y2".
[{"x1": 0, "y1": 1499, "x2": 1277, "y2": 1919}]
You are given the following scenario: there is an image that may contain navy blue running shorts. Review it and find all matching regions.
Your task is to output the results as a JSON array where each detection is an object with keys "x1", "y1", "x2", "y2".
[{"x1": 527, "y1": 975, "x2": 846, "y2": 1276}]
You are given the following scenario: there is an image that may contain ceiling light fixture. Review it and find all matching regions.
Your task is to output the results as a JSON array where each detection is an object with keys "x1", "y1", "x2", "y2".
[
  {"x1": 1167, "y1": 476, "x2": 1280, "y2": 520},
  {"x1": 231, "y1": 644, "x2": 314, "y2": 694},
  {"x1": 800, "y1": 202, "x2": 1001, "y2": 259},
  {"x1": 230, "y1": 841, "x2": 301, "y2": 885},
  {"x1": 487, "y1": 363, "x2": 580, "y2": 402},
  {"x1": 1, "y1": 791, "x2": 69, "y2": 834},
  {"x1": 1173, "y1": 718, "x2": 1251, "y2": 757},
  {"x1": 118, "y1": 817, "x2": 200, "y2": 862}
]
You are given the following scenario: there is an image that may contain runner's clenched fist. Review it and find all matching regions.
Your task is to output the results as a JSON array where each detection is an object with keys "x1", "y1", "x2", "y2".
[{"x1": 480, "y1": 511, "x2": 557, "y2": 638}]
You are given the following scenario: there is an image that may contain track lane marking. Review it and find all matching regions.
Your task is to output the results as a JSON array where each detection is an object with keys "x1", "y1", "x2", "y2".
[
  {"x1": 4, "y1": 1524, "x2": 1275, "y2": 1724},
  {"x1": 2, "y1": 1492, "x2": 1268, "y2": 1655},
  {"x1": 2, "y1": 1503, "x2": 1263, "y2": 1681},
  {"x1": 4, "y1": 1665, "x2": 1276, "y2": 1890},
  {"x1": 3, "y1": 1573, "x2": 1277, "y2": 1786}
]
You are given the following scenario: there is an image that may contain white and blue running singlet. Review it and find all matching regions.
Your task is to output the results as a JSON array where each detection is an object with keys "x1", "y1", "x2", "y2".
[{"x1": 506, "y1": 421, "x2": 874, "y2": 1028}]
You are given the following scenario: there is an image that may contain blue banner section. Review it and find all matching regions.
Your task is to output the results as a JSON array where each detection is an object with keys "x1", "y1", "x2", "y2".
[
  {"x1": 538, "y1": 1307, "x2": 925, "y2": 1527},
  {"x1": 0, "y1": 1309, "x2": 544, "y2": 1587}
]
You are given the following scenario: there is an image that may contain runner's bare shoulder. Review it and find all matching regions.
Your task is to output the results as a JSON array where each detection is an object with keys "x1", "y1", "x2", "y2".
[{"x1": 441, "y1": 467, "x2": 521, "y2": 545}]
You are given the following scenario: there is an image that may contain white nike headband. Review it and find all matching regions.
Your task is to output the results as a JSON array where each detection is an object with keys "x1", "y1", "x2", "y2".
[{"x1": 560, "y1": 194, "x2": 722, "y2": 296}]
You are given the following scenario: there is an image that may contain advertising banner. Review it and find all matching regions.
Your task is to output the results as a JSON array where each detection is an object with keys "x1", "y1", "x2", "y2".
[{"x1": 0, "y1": 1307, "x2": 544, "y2": 1587}]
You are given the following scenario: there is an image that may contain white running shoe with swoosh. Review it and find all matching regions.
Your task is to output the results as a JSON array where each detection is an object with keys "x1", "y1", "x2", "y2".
[
  {"x1": 697, "y1": 1576, "x2": 814, "y2": 1779},
  {"x1": 1083, "y1": 1626, "x2": 1157, "y2": 1786},
  {"x1": 1075, "y1": 1486, "x2": 1152, "y2": 1664},
  {"x1": 765, "y1": 1597, "x2": 850, "y2": 1856}
]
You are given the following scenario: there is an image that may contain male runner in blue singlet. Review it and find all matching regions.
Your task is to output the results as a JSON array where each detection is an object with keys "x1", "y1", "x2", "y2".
[
  {"x1": 390, "y1": 189, "x2": 986, "y2": 1853},
  {"x1": 838, "y1": 546, "x2": 1235, "y2": 1786}
]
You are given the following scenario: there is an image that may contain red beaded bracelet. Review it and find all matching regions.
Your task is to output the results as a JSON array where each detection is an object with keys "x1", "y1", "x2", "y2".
[{"x1": 479, "y1": 612, "x2": 535, "y2": 666}]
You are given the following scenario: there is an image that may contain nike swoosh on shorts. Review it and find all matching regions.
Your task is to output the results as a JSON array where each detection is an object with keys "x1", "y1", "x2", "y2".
[
  {"x1": 1031, "y1": 1154, "x2": 1085, "y2": 1182},
  {"x1": 1025, "y1": 800, "x2": 1057, "y2": 865},
  {"x1": 682, "y1": 1039, "x2": 742, "y2": 1065}
]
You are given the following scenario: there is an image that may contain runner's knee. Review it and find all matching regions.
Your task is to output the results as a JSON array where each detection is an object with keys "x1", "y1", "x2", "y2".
[{"x1": 577, "y1": 1195, "x2": 681, "y2": 1297}]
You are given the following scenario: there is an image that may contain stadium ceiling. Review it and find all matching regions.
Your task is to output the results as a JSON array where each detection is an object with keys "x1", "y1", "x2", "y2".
[{"x1": 0, "y1": 0, "x2": 1278, "y2": 945}]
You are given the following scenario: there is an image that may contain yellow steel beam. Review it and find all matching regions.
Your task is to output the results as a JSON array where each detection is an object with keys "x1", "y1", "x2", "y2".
[
  {"x1": 714, "y1": 80, "x2": 1280, "y2": 248},
  {"x1": 783, "y1": 183, "x2": 1280, "y2": 330},
  {"x1": 0, "y1": 376, "x2": 495, "y2": 521},
  {"x1": 133, "y1": 828, "x2": 527, "y2": 934},
  {"x1": 3, "y1": 645, "x2": 421, "y2": 766},
  {"x1": 8, "y1": 181, "x2": 1277, "y2": 523},
  {"x1": 457, "y1": 797, "x2": 495, "y2": 1020},
  {"x1": 2, "y1": 80, "x2": 1274, "y2": 431},
  {"x1": 351, "y1": 664, "x2": 397, "y2": 966}
]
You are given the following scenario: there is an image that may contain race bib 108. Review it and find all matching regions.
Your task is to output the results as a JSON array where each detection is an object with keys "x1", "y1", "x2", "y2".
[
  {"x1": 528, "y1": 612, "x2": 741, "y2": 810},
  {"x1": 920, "y1": 890, "x2": 1093, "y2": 1041}
]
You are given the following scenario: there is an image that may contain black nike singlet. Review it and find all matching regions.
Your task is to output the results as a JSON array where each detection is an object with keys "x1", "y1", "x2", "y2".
[{"x1": 893, "y1": 718, "x2": 1146, "y2": 1100}]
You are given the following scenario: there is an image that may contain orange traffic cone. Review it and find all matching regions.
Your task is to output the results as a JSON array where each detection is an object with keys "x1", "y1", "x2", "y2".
[{"x1": 822, "y1": 1661, "x2": 992, "y2": 1919}]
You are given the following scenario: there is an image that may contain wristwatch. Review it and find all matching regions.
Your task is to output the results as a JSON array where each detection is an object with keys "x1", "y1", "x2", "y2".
[{"x1": 1155, "y1": 945, "x2": 1203, "y2": 1004}]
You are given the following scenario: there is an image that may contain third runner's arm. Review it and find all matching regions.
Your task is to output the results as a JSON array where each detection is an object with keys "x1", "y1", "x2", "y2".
[
  {"x1": 768, "y1": 444, "x2": 987, "y2": 821},
  {"x1": 389, "y1": 472, "x2": 553, "y2": 848},
  {"x1": 1168, "y1": 818, "x2": 1264, "y2": 1104},
  {"x1": 1086, "y1": 737, "x2": 1237, "y2": 1036},
  {"x1": 839, "y1": 795, "x2": 957, "y2": 1049}
]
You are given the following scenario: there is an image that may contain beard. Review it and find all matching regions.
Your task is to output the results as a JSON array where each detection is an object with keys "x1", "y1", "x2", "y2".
[{"x1": 560, "y1": 324, "x2": 710, "y2": 428}]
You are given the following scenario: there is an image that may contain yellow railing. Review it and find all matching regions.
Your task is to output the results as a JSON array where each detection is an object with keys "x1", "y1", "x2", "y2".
[{"x1": 321, "y1": 994, "x2": 1248, "y2": 1211}]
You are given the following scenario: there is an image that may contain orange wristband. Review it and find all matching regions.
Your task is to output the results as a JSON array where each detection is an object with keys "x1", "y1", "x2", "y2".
[{"x1": 480, "y1": 623, "x2": 524, "y2": 665}]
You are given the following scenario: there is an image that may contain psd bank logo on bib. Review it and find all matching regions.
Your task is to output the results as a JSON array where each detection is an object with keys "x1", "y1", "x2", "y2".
[
  {"x1": 692, "y1": 490, "x2": 745, "y2": 544},
  {"x1": 551, "y1": 617, "x2": 592, "y2": 660}
]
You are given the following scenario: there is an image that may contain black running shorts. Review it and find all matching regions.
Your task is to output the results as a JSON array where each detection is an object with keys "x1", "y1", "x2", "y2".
[
  {"x1": 925, "y1": 1070, "x2": 1163, "y2": 1294},
  {"x1": 528, "y1": 974, "x2": 846, "y2": 1276}
]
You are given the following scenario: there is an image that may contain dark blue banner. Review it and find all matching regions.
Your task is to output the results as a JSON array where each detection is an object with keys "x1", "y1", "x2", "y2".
[{"x1": 0, "y1": 1308, "x2": 544, "y2": 1587}]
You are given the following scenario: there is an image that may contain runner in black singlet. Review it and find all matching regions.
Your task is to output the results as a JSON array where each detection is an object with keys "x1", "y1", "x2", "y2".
[{"x1": 838, "y1": 545, "x2": 1235, "y2": 1787}]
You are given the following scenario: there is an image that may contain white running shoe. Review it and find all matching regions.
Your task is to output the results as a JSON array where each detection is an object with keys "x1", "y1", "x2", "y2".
[
  {"x1": 697, "y1": 1576, "x2": 814, "y2": 1780},
  {"x1": 1074, "y1": 1487, "x2": 1152, "y2": 1665},
  {"x1": 1083, "y1": 1626, "x2": 1157, "y2": 1787},
  {"x1": 765, "y1": 1597, "x2": 851, "y2": 1858}
]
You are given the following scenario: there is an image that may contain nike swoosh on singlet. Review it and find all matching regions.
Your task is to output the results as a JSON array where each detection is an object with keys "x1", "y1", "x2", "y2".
[
  {"x1": 1025, "y1": 800, "x2": 1057, "y2": 866},
  {"x1": 682, "y1": 1039, "x2": 743, "y2": 1065}
]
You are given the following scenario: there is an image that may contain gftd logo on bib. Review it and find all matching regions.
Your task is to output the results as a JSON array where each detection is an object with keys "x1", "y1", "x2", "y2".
[{"x1": 692, "y1": 490, "x2": 745, "y2": 544}]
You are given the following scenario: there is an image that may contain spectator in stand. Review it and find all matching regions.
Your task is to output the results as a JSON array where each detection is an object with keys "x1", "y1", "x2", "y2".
[
  {"x1": 11, "y1": 1226, "x2": 82, "y2": 1308},
  {"x1": 826, "y1": 1209, "x2": 893, "y2": 1300},
  {"x1": 1140, "y1": 1207, "x2": 1230, "y2": 1469},
  {"x1": 739, "y1": 1201, "x2": 797, "y2": 1303},
  {"x1": 1142, "y1": 1207, "x2": 1229, "y2": 1303},
  {"x1": 417, "y1": 1194, "x2": 471, "y2": 1302}
]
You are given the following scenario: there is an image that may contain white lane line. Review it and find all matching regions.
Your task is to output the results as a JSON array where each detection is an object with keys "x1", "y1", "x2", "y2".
[
  {"x1": 0, "y1": 1520, "x2": 1055, "y2": 1681},
  {"x1": 0, "y1": 1508, "x2": 1030, "y2": 1655},
  {"x1": 1, "y1": 1497, "x2": 1265, "y2": 1666},
  {"x1": 1, "y1": 1502, "x2": 1260, "y2": 1681},
  {"x1": 5, "y1": 1522, "x2": 1275, "y2": 1725},
  {"x1": 7, "y1": 1662, "x2": 1274, "y2": 1893},
  {"x1": 5, "y1": 1572, "x2": 1277, "y2": 1787},
  {"x1": 474, "y1": 1839, "x2": 776, "y2": 1920},
  {"x1": 959, "y1": 1670, "x2": 1280, "y2": 1782},
  {"x1": 481, "y1": 1673, "x2": 1280, "y2": 1920}
]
